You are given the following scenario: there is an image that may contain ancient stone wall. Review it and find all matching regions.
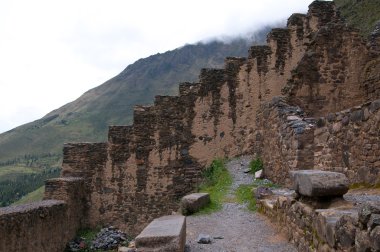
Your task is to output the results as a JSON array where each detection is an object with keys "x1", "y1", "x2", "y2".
[
  {"x1": 313, "y1": 99, "x2": 380, "y2": 185},
  {"x1": 2, "y1": 2, "x2": 378, "y2": 247},
  {"x1": 55, "y1": 1, "x2": 380, "y2": 235},
  {"x1": 255, "y1": 97, "x2": 315, "y2": 186},
  {"x1": 0, "y1": 177, "x2": 86, "y2": 252},
  {"x1": 258, "y1": 192, "x2": 380, "y2": 252},
  {"x1": 283, "y1": 7, "x2": 378, "y2": 117}
]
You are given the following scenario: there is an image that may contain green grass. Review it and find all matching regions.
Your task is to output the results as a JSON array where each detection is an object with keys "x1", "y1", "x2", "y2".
[
  {"x1": 12, "y1": 186, "x2": 45, "y2": 205},
  {"x1": 349, "y1": 182, "x2": 380, "y2": 190},
  {"x1": 234, "y1": 179, "x2": 280, "y2": 212},
  {"x1": 197, "y1": 159, "x2": 232, "y2": 214},
  {"x1": 235, "y1": 184, "x2": 257, "y2": 211},
  {"x1": 335, "y1": 0, "x2": 380, "y2": 37},
  {"x1": 0, "y1": 165, "x2": 40, "y2": 182},
  {"x1": 249, "y1": 157, "x2": 263, "y2": 173}
]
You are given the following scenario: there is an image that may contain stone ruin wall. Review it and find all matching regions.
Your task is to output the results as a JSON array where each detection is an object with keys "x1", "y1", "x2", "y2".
[
  {"x1": 255, "y1": 97, "x2": 380, "y2": 186},
  {"x1": 255, "y1": 1, "x2": 380, "y2": 185},
  {"x1": 0, "y1": 1, "x2": 380, "y2": 251},
  {"x1": 313, "y1": 99, "x2": 380, "y2": 185},
  {"x1": 54, "y1": 1, "x2": 340, "y2": 235},
  {"x1": 255, "y1": 98, "x2": 316, "y2": 186},
  {"x1": 0, "y1": 177, "x2": 87, "y2": 252},
  {"x1": 258, "y1": 192, "x2": 380, "y2": 252}
]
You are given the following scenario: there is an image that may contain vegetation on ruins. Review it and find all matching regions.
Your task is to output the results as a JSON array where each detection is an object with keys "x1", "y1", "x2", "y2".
[
  {"x1": 197, "y1": 159, "x2": 232, "y2": 214},
  {"x1": 249, "y1": 157, "x2": 263, "y2": 173},
  {"x1": 235, "y1": 179, "x2": 279, "y2": 212},
  {"x1": 235, "y1": 184, "x2": 257, "y2": 211}
]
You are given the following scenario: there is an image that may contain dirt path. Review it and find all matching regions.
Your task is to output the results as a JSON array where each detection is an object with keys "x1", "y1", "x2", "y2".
[{"x1": 185, "y1": 156, "x2": 297, "y2": 252}]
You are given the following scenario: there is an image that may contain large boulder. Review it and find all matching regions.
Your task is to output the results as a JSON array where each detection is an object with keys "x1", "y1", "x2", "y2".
[
  {"x1": 290, "y1": 170, "x2": 349, "y2": 197},
  {"x1": 180, "y1": 193, "x2": 210, "y2": 215},
  {"x1": 135, "y1": 215, "x2": 186, "y2": 252}
]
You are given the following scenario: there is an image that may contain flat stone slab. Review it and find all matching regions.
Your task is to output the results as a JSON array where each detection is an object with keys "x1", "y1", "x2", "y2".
[
  {"x1": 180, "y1": 193, "x2": 210, "y2": 215},
  {"x1": 135, "y1": 215, "x2": 186, "y2": 252},
  {"x1": 290, "y1": 170, "x2": 349, "y2": 197}
]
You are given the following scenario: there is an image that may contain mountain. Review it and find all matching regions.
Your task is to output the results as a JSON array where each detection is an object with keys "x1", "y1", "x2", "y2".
[{"x1": 335, "y1": 0, "x2": 380, "y2": 37}]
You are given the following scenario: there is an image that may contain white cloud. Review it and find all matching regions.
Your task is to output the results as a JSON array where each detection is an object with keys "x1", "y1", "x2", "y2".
[{"x1": 0, "y1": 0, "x2": 311, "y2": 133}]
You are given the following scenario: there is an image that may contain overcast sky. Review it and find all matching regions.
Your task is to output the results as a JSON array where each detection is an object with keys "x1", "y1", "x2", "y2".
[{"x1": 0, "y1": 0, "x2": 311, "y2": 134}]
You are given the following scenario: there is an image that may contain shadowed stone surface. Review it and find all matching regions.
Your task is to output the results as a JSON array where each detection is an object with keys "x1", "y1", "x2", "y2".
[
  {"x1": 135, "y1": 215, "x2": 186, "y2": 252},
  {"x1": 290, "y1": 170, "x2": 349, "y2": 197},
  {"x1": 180, "y1": 193, "x2": 210, "y2": 215}
]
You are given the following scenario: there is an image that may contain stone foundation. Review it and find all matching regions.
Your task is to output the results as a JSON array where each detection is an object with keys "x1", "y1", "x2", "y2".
[{"x1": 258, "y1": 189, "x2": 380, "y2": 252}]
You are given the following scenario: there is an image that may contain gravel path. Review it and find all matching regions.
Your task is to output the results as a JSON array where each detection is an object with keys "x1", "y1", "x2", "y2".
[{"x1": 185, "y1": 156, "x2": 297, "y2": 252}]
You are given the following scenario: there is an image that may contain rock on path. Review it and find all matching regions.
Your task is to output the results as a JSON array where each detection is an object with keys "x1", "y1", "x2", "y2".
[{"x1": 186, "y1": 156, "x2": 296, "y2": 252}]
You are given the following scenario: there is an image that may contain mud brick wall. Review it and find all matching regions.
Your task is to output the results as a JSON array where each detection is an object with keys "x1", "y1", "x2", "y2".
[
  {"x1": 255, "y1": 97, "x2": 315, "y2": 186},
  {"x1": 0, "y1": 177, "x2": 86, "y2": 252},
  {"x1": 313, "y1": 99, "x2": 380, "y2": 185}
]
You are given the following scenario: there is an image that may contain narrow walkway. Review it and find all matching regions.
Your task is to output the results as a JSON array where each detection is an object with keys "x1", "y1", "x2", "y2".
[{"x1": 185, "y1": 156, "x2": 297, "y2": 252}]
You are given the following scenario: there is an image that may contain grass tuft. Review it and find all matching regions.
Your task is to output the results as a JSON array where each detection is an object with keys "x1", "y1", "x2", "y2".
[
  {"x1": 235, "y1": 184, "x2": 257, "y2": 211},
  {"x1": 197, "y1": 159, "x2": 232, "y2": 214},
  {"x1": 349, "y1": 182, "x2": 380, "y2": 190},
  {"x1": 249, "y1": 157, "x2": 263, "y2": 173}
]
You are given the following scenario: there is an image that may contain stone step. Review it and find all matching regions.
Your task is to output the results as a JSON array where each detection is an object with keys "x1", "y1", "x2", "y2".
[
  {"x1": 290, "y1": 170, "x2": 349, "y2": 197},
  {"x1": 135, "y1": 215, "x2": 186, "y2": 252}
]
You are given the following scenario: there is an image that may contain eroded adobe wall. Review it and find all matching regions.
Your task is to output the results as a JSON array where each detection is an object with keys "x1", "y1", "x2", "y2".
[
  {"x1": 313, "y1": 99, "x2": 380, "y2": 185},
  {"x1": 0, "y1": 177, "x2": 86, "y2": 252}
]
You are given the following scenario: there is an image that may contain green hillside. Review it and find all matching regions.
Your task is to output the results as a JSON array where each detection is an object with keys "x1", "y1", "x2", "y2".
[
  {"x1": 12, "y1": 186, "x2": 45, "y2": 206},
  {"x1": 335, "y1": 0, "x2": 380, "y2": 37}
]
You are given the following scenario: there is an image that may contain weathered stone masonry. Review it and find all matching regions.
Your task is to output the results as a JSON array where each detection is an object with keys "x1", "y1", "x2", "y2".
[
  {"x1": 0, "y1": 177, "x2": 87, "y2": 252},
  {"x1": 0, "y1": 1, "x2": 379, "y2": 251}
]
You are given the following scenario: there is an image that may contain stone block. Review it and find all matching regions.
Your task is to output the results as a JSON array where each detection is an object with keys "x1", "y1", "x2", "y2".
[
  {"x1": 180, "y1": 193, "x2": 210, "y2": 215},
  {"x1": 358, "y1": 202, "x2": 380, "y2": 226},
  {"x1": 336, "y1": 214, "x2": 358, "y2": 249},
  {"x1": 370, "y1": 226, "x2": 380, "y2": 250},
  {"x1": 368, "y1": 214, "x2": 380, "y2": 230},
  {"x1": 135, "y1": 215, "x2": 186, "y2": 252},
  {"x1": 355, "y1": 230, "x2": 371, "y2": 252},
  {"x1": 255, "y1": 169, "x2": 263, "y2": 179},
  {"x1": 253, "y1": 186, "x2": 274, "y2": 199},
  {"x1": 290, "y1": 170, "x2": 349, "y2": 197}
]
